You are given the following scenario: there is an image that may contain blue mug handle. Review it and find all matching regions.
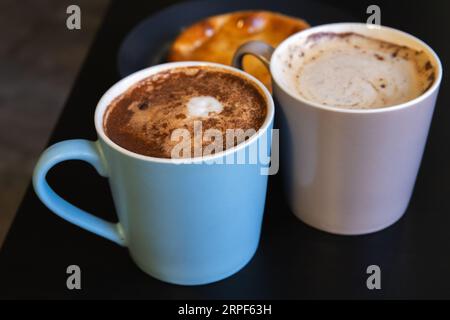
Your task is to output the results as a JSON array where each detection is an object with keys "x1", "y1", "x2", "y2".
[{"x1": 32, "y1": 139, "x2": 126, "y2": 246}]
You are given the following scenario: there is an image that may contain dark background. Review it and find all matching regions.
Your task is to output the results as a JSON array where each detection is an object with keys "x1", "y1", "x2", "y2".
[
  {"x1": 0, "y1": 0, "x2": 449, "y2": 299},
  {"x1": 0, "y1": 0, "x2": 108, "y2": 247}
]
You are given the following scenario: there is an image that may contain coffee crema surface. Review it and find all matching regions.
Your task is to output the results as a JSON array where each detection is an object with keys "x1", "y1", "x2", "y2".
[
  {"x1": 278, "y1": 32, "x2": 436, "y2": 109},
  {"x1": 104, "y1": 66, "x2": 267, "y2": 158}
]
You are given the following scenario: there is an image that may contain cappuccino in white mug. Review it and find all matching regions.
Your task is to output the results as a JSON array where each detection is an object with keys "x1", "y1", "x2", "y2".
[{"x1": 278, "y1": 32, "x2": 436, "y2": 109}]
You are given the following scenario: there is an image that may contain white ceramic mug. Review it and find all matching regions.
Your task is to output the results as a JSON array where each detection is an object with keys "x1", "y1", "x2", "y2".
[{"x1": 233, "y1": 23, "x2": 442, "y2": 235}]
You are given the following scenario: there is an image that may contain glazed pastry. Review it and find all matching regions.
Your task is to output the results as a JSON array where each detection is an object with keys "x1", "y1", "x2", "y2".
[{"x1": 168, "y1": 11, "x2": 310, "y2": 90}]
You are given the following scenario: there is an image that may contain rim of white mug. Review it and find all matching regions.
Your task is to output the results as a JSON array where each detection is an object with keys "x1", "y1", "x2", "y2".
[
  {"x1": 270, "y1": 22, "x2": 443, "y2": 114},
  {"x1": 94, "y1": 61, "x2": 275, "y2": 164}
]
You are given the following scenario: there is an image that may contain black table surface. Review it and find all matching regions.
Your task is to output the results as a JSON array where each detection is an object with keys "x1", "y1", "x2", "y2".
[{"x1": 1, "y1": 0, "x2": 450, "y2": 299}]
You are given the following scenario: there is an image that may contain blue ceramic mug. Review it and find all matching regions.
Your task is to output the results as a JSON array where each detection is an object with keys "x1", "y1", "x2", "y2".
[{"x1": 32, "y1": 62, "x2": 275, "y2": 285}]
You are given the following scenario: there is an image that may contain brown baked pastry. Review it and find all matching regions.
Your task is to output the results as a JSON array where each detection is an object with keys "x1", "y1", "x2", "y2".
[{"x1": 168, "y1": 11, "x2": 310, "y2": 90}]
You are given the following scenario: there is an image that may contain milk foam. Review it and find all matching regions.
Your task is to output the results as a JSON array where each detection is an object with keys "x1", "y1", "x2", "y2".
[
  {"x1": 187, "y1": 96, "x2": 224, "y2": 117},
  {"x1": 278, "y1": 32, "x2": 435, "y2": 109}
]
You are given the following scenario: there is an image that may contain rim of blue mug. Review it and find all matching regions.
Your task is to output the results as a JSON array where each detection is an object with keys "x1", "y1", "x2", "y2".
[
  {"x1": 270, "y1": 22, "x2": 443, "y2": 114},
  {"x1": 94, "y1": 61, "x2": 275, "y2": 164}
]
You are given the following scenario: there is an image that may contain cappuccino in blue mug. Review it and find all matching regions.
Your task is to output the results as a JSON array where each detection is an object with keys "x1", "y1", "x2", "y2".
[{"x1": 33, "y1": 62, "x2": 275, "y2": 285}]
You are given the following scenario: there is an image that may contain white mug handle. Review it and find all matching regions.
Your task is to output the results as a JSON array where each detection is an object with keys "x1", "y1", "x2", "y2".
[{"x1": 232, "y1": 41, "x2": 275, "y2": 71}]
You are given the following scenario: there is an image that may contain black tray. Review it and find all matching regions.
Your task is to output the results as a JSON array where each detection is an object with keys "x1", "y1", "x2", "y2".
[{"x1": 0, "y1": 0, "x2": 449, "y2": 299}]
